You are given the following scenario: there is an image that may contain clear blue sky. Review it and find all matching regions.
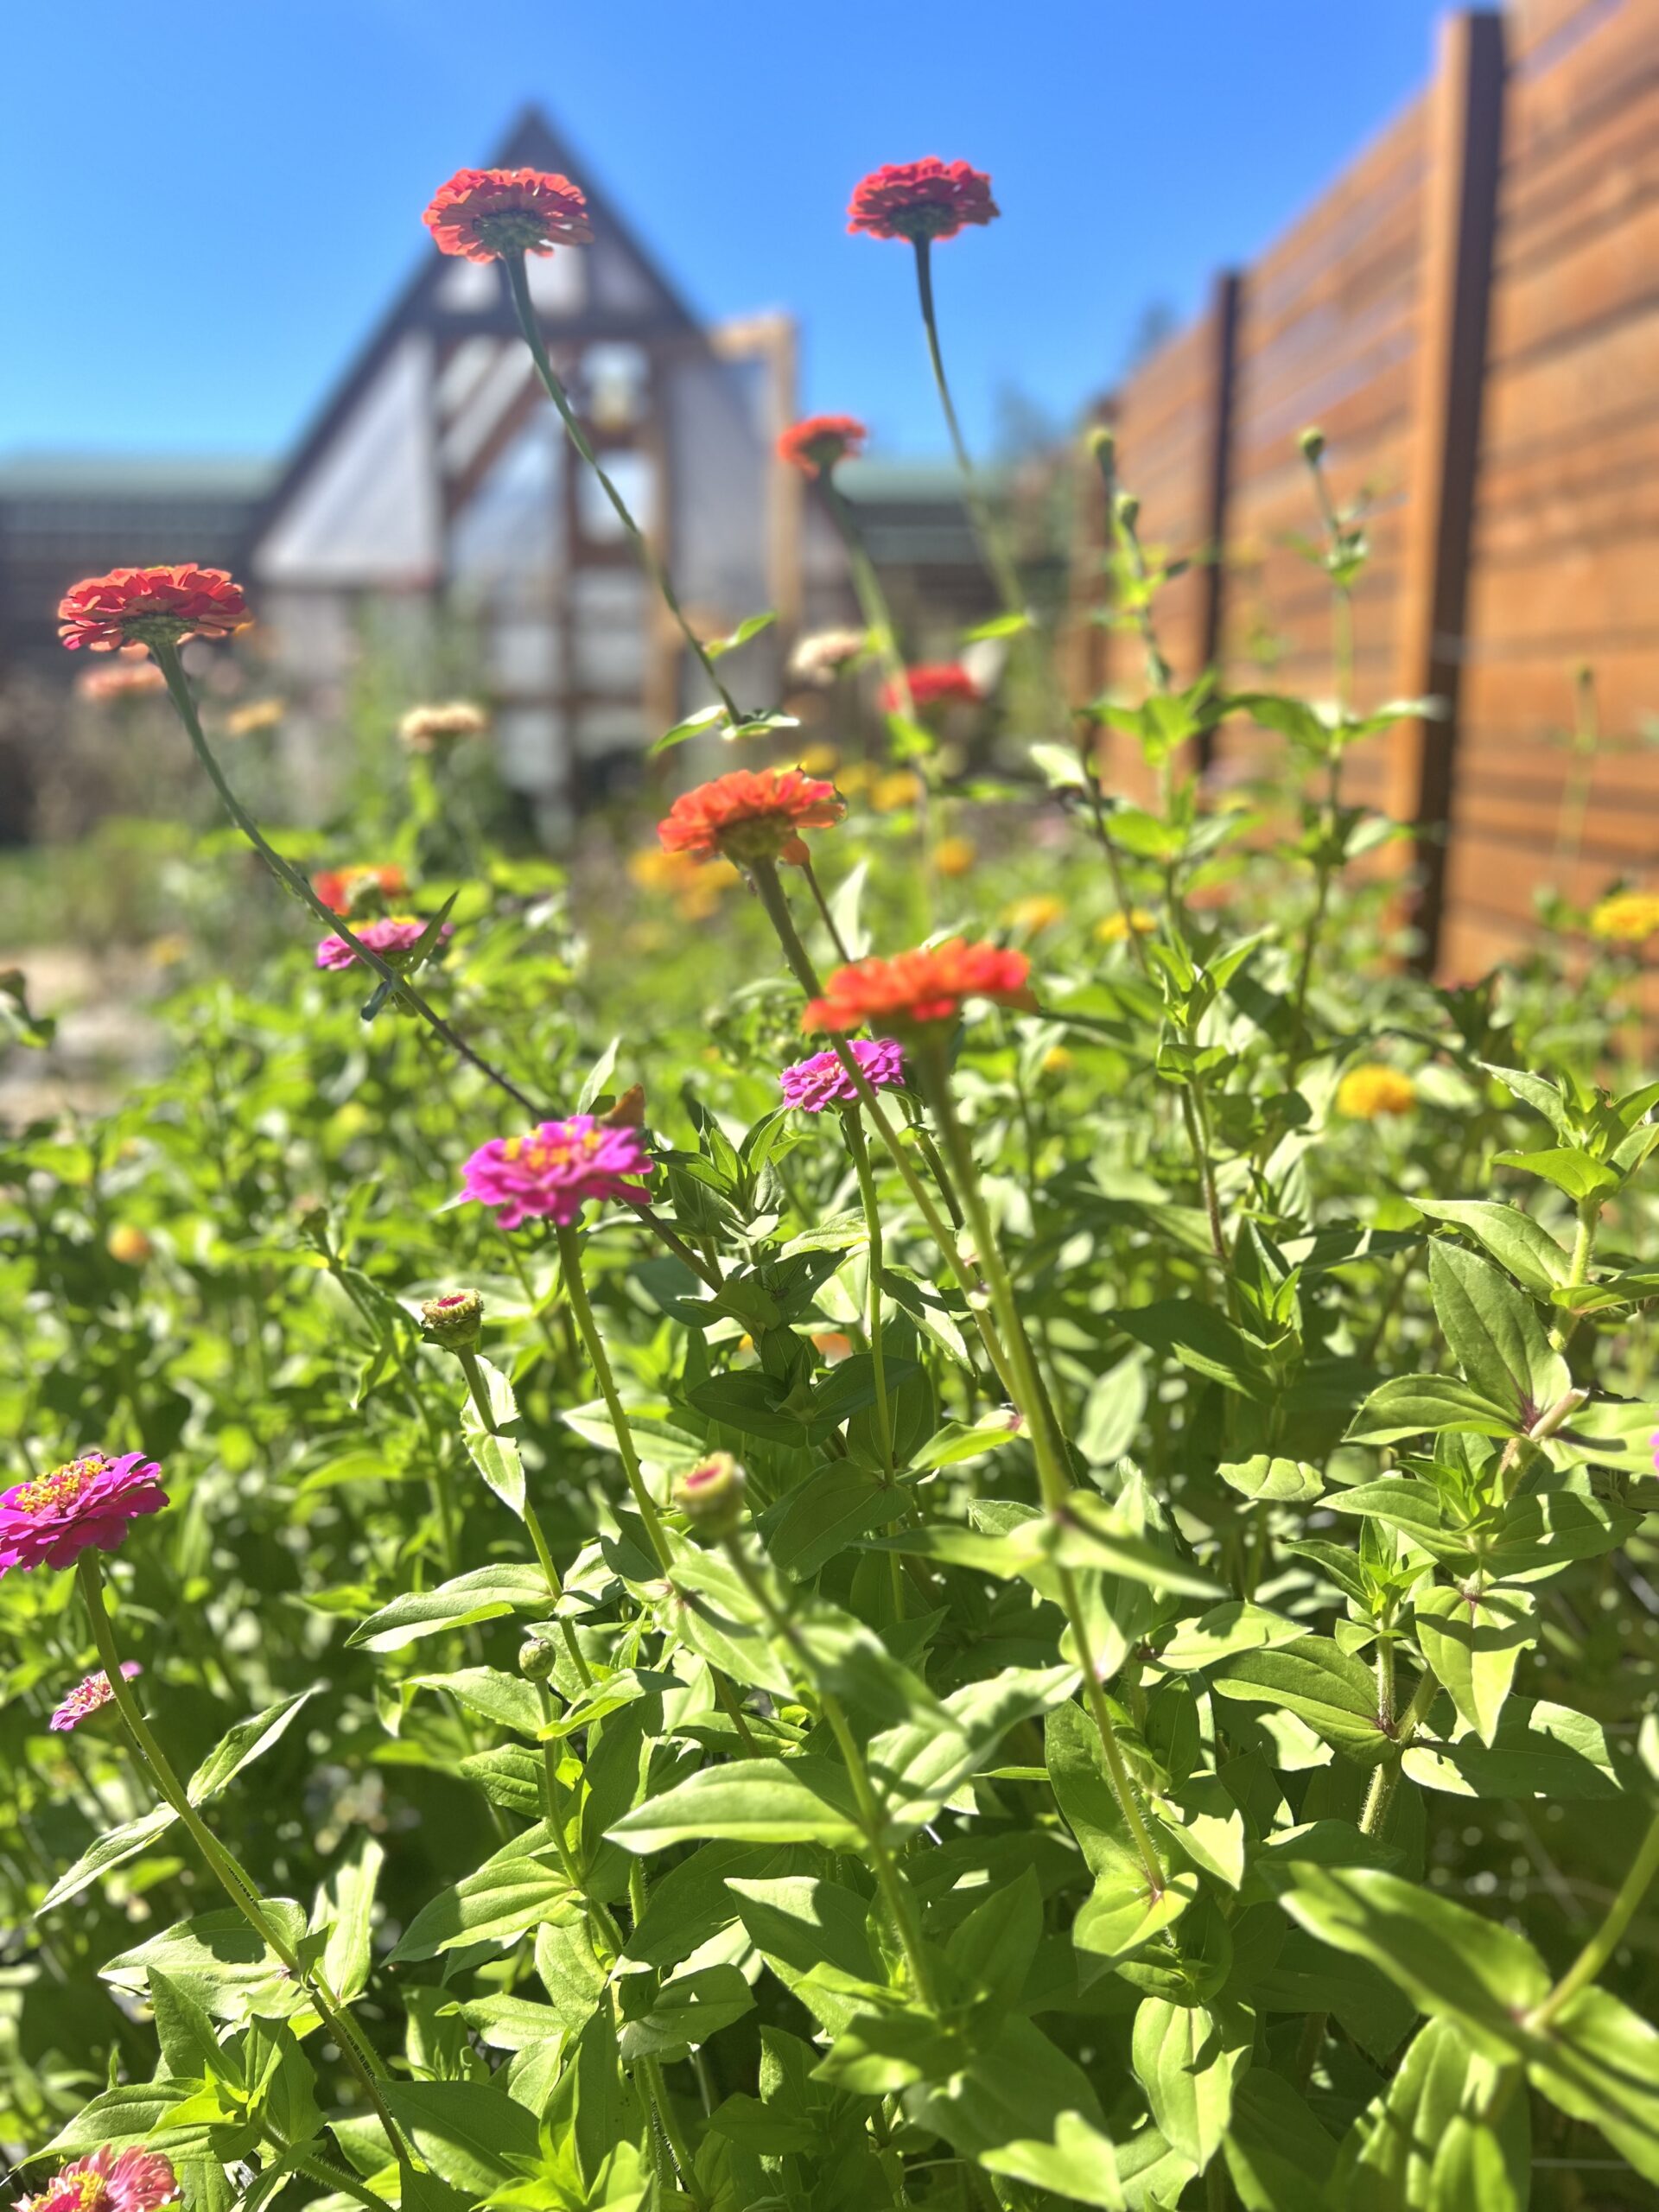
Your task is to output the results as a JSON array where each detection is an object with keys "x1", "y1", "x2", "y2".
[{"x1": 2, "y1": 0, "x2": 1452, "y2": 465}]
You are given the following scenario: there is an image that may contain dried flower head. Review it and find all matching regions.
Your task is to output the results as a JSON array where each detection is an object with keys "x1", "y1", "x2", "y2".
[
  {"x1": 76, "y1": 657, "x2": 167, "y2": 703},
  {"x1": 884, "y1": 663, "x2": 981, "y2": 714},
  {"x1": 314, "y1": 916, "x2": 451, "y2": 973},
  {"x1": 1589, "y1": 890, "x2": 1659, "y2": 944},
  {"x1": 1336, "y1": 1065, "x2": 1417, "y2": 1120},
  {"x1": 0, "y1": 1451, "x2": 168, "y2": 1577},
  {"x1": 804, "y1": 939, "x2": 1035, "y2": 1037},
  {"x1": 48, "y1": 1662, "x2": 142, "y2": 1734},
  {"x1": 658, "y1": 768, "x2": 845, "y2": 868},
  {"x1": 788, "y1": 629, "x2": 868, "y2": 687},
  {"x1": 776, "y1": 415, "x2": 868, "y2": 478},
  {"x1": 59, "y1": 568, "x2": 249, "y2": 655},
  {"x1": 848, "y1": 159, "x2": 1000, "y2": 244},
  {"x1": 398, "y1": 701, "x2": 489, "y2": 751},
  {"x1": 780, "y1": 1037, "x2": 906, "y2": 1113},
  {"x1": 461, "y1": 1116, "x2": 653, "y2": 1230},
  {"x1": 314, "y1": 864, "x2": 409, "y2": 917},
  {"x1": 423, "y1": 168, "x2": 594, "y2": 263},
  {"x1": 16, "y1": 2146, "x2": 179, "y2": 2212}
]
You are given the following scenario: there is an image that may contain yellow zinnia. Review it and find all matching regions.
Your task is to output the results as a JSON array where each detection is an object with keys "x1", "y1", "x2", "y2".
[
  {"x1": 1096, "y1": 907, "x2": 1157, "y2": 944},
  {"x1": 1337, "y1": 1065, "x2": 1417, "y2": 1119},
  {"x1": 1589, "y1": 891, "x2": 1659, "y2": 944},
  {"x1": 1003, "y1": 894, "x2": 1067, "y2": 937}
]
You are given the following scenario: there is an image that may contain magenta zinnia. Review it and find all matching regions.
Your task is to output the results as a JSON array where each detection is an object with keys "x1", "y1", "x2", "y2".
[
  {"x1": 461, "y1": 1116, "x2": 654, "y2": 1230},
  {"x1": 0, "y1": 1452, "x2": 168, "y2": 1576},
  {"x1": 16, "y1": 2146, "x2": 179, "y2": 2212},
  {"x1": 49, "y1": 1662, "x2": 142, "y2": 1733},
  {"x1": 315, "y1": 916, "x2": 453, "y2": 972},
  {"x1": 780, "y1": 1038, "x2": 906, "y2": 1113}
]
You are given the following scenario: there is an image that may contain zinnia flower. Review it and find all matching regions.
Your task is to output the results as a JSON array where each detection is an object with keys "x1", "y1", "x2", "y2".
[
  {"x1": 398, "y1": 701, "x2": 489, "y2": 750},
  {"x1": 48, "y1": 1662, "x2": 142, "y2": 1734},
  {"x1": 788, "y1": 630, "x2": 867, "y2": 686},
  {"x1": 76, "y1": 658, "x2": 167, "y2": 703},
  {"x1": 777, "y1": 416, "x2": 868, "y2": 478},
  {"x1": 461, "y1": 1116, "x2": 653, "y2": 1230},
  {"x1": 314, "y1": 916, "x2": 452, "y2": 972},
  {"x1": 15, "y1": 2145, "x2": 179, "y2": 2212},
  {"x1": 780, "y1": 1037, "x2": 906, "y2": 1112},
  {"x1": 224, "y1": 698, "x2": 285, "y2": 737},
  {"x1": 0, "y1": 1452, "x2": 168, "y2": 1576},
  {"x1": 58, "y1": 568, "x2": 249, "y2": 655},
  {"x1": 883, "y1": 664, "x2": 980, "y2": 714},
  {"x1": 847, "y1": 159, "x2": 1000, "y2": 243},
  {"x1": 1336, "y1": 1065, "x2": 1417, "y2": 1119},
  {"x1": 658, "y1": 768, "x2": 845, "y2": 868},
  {"x1": 804, "y1": 939, "x2": 1035, "y2": 1036},
  {"x1": 871, "y1": 771, "x2": 925, "y2": 815},
  {"x1": 1004, "y1": 894, "x2": 1066, "y2": 937},
  {"x1": 934, "y1": 836, "x2": 976, "y2": 877},
  {"x1": 314, "y1": 864, "x2": 408, "y2": 916},
  {"x1": 423, "y1": 168, "x2": 594, "y2": 263},
  {"x1": 1589, "y1": 891, "x2": 1659, "y2": 944},
  {"x1": 1096, "y1": 908, "x2": 1157, "y2": 944}
]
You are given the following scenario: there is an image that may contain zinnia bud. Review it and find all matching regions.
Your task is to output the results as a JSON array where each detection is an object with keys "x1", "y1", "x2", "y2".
[
  {"x1": 1299, "y1": 426, "x2": 1326, "y2": 462},
  {"x1": 676, "y1": 1452, "x2": 747, "y2": 1539},
  {"x1": 518, "y1": 1634, "x2": 559, "y2": 1682},
  {"x1": 1086, "y1": 424, "x2": 1116, "y2": 465},
  {"x1": 422, "y1": 1289, "x2": 483, "y2": 1349},
  {"x1": 1114, "y1": 492, "x2": 1141, "y2": 530}
]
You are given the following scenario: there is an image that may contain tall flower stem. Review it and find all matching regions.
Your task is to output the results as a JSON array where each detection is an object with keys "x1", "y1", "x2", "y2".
[
  {"x1": 912, "y1": 241, "x2": 1026, "y2": 622},
  {"x1": 76, "y1": 1558, "x2": 416, "y2": 2174},
  {"x1": 1528, "y1": 1808, "x2": 1659, "y2": 2029},
  {"x1": 502, "y1": 253, "x2": 741, "y2": 726},
  {"x1": 553, "y1": 1224, "x2": 672, "y2": 1569},
  {"x1": 153, "y1": 644, "x2": 540, "y2": 1120},
  {"x1": 842, "y1": 1110, "x2": 895, "y2": 1481},
  {"x1": 721, "y1": 1535, "x2": 937, "y2": 2009}
]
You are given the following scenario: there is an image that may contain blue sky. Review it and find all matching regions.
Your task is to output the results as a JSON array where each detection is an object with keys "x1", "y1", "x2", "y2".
[{"x1": 3, "y1": 1, "x2": 1450, "y2": 465}]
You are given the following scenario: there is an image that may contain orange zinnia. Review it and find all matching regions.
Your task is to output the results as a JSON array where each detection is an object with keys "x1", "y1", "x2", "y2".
[
  {"x1": 804, "y1": 938, "x2": 1035, "y2": 1034},
  {"x1": 314, "y1": 863, "x2": 408, "y2": 915},
  {"x1": 59, "y1": 567, "x2": 249, "y2": 654},
  {"x1": 776, "y1": 415, "x2": 868, "y2": 478},
  {"x1": 658, "y1": 768, "x2": 845, "y2": 868},
  {"x1": 423, "y1": 168, "x2": 593, "y2": 263}
]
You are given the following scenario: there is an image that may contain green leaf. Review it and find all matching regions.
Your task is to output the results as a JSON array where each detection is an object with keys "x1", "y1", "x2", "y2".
[
  {"x1": 869, "y1": 1664, "x2": 1080, "y2": 1837},
  {"x1": 1130, "y1": 1998, "x2": 1249, "y2": 2171},
  {"x1": 460, "y1": 1354, "x2": 526, "y2": 1516},
  {"x1": 186, "y1": 1687, "x2": 320, "y2": 1807},
  {"x1": 1218, "y1": 1455, "x2": 1325, "y2": 1503},
  {"x1": 1334, "y1": 2016, "x2": 1525, "y2": 2212},
  {"x1": 1403, "y1": 1696, "x2": 1620, "y2": 1799},
  {"x1": 900, "y1": 2018, "x2": 1128, "y2": 2210},
  {"x1": 533, "y1": 1916, "x2": 611, "y2": 2037},
  {"x1": 1412, "y1": 1583, "x2": 1535, "y2": 1744},
  {"x1": 1492, "y1": 1147, "x2": 1620, "y2": 1202},
  {"x1": 702, "y1": 608, "x2": 776, "y2": 659},
  {"x1": 1221, "y1": 2071, "x2": 1336, "y2": 2212},
  {"x1": 617, "y1": 1963, "x2": 753, "y2": 2062},
  {"x1": 1152, "y1": 1603, "x2": 1306, "y2": 1674},
  {"x1": 40, "y1": 1802, "x2": 180, "y2": 1912},
  {"x1": 387, "y1": 1823, "x2": 575, "y2": 1961},
  {"x1": 1480, "y1": 1061, "x2": 1573, "y2": 1134},
  {"x1": 102, "y1": 1904, "x2": 310, "y2": 2024},
  {"x1": 608, "y1": 1758, "x2": 864, "y2": 1853},
  {"x1": 758, "y1": 1461, "x2": 909, "y2": 1576},
  {"x1": 1114, "y1": 1299, "x2": 1270, "y2": 1397},
  {"x1": 1427, "y1": 1242, "x2": 1567, "y2": 1421},
  {"x1": 316, "y1": 1833, "x2": 384, "y2": 2005},
  {"x1": 1528, "y1": 1984, "x2": 1659, "y2": 2183},
  {"x1": 1414, "y1": 1199, "x2": 1570, "y2": 1294},
  {"x1": 1210, "y1": 1638, "x2": 1392, "y2": 1764},
  {"x1": 1344, "y1": 1374, "x2": 1516, "y2": 1444},
  {"x1": 728, "y1": 1874, "x2": 884, "y2": 2036},
  {"x1": 406, "y1": 1668, "x2": 546, "y2": 1737},
  {"x1": 346, "y1": 1564, "x2": 550, "y2": 1650},
  {"x1": 382, "y1": 2081, "x2": 541, "y2": 2194},
  {"x1": 663, "y1": 1543, "x2": 795, "y2": 1698},
  {"x1": 650, "y1": 702, "x2": 726, "y2": 755}
]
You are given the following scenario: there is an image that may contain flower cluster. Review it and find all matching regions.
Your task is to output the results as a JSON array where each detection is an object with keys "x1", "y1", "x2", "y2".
[
  {"x1": 804, "y1": 939, "x2": 1035, "y2": 1036},
  {"x1": 1336, "y1": 1065, "x2": 1418, "y2": 1119},
  {"x1": 776, "y1": 415, "x2": 868, "y2": 478},
  {"x1": 315, "y1": 916, "x2": 452, "y2": 972},
  {"x1": 461, "y1": 1116, "x2": 653, "y2": 1230},
  {"x1": 847, "y1": 159, "x2": 1000, "y2": 243},
  {"x1": 423, "y1": 168, "x2": 593, "y2": 262},
  {"x1": 58, "y1": 567, "x2": 249, "y2": 654},
  {"x1": 1589, "y1": 890, "x2": 1659, "y2": 943},
  {"x1": 884, "y1": 663, "x2": 980, "y2": 714},
  {"x1": 16, "y1": 2147, "x2": 178, "y2": 2212},
  {"x1": 658, "y1": 769, "x2": 845, "y2": 868},
  {"x1": 0, "y1": 1452, "x2": 168, "y2": 1576},
  {"x1": 49, "y1": 1662, "x2": 142, "y2": 1734},
  {"x1": 314, "y1": 863, "x2": 408, "y2": 917},
  {"x1": 780, "y1": 1037, "x2": 906, "y2": 1113}
]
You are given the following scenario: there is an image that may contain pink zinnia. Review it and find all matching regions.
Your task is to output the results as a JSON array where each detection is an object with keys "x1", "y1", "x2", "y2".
[
  {"x1": 0, "y1": 1452, "x2": 168, "y2": 1577},
  {"x1": 780, "y1": 1038, "x2": 906, "y2": 1113},
  {"x1": 461, "y1": 1115, "x2": 654, "y2": 1230},
  {"x1": 49, "y1": 1662, "x2": 142, "y2": 1733},
  {"x1": 15, "y1": 2146, "x2": 178, "y2": 2212},
  {"x1": 315, "y1": 916, "x2": 453, "y2": 972}
]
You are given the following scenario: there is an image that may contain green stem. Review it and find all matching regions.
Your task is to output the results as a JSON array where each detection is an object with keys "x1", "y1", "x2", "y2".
[
  {"x1": 1548, "y1": 1198, "x2": 1602, "y2": 1354},
  {"x1": 536, "y1": 1688, "x2": 588, "y2": 1893},
  {"x1": 912, "y1": 240, "x2": 1026, "y2": 622},
  {"x1": 1359, "y1": 1662, "x2": 1439, "y2": 1835},
  {"x1": 843, "y1": 1111, "x2": 894, "y2": 1479},
  {"x1": 154, "y1": 644, "x2": 540, "y2": 1119},
  {"x1": 554, "y1": 1222, "x2": 671, "y2": 1569},
  {"x1": 635, "y1": 1203, "x2": 724, "y2": 1290},
  {"x1": 503, "y1": 252, "x2": 740, "y2": 725},
  {"x1": 643, "y1": 2056, "x2": 705, "y2": 2203},
  {"x1": 1528, "y1": 1808, "x2": 1659, "y2": 2029}
]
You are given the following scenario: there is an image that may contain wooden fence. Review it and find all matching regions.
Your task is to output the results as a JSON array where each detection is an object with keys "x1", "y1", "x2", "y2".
[{"x1": 1075, "y1": 0, "x2": 1659, "y2": 975}]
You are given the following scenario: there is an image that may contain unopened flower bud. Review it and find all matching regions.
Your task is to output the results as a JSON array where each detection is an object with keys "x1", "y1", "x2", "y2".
[
  {"x1": 1299, "y1": 426, "x2": 1326, "y2": 463},
  {"x1": 676, "y1": 1452, "x2": 747, "y2": 1540},
  {"x1": 422, "y1": 1288, "x2": 483, "y2": 1349},
  {"x1": 1114, "y1": 491, "x2": 1140, "y2": 530},
  {"x1": 518, "y1": 1634, "x2": 559, "y2": 1682},
  {"x1": 1085, "y1": 423, "x2": 1116, "y2": 467}
]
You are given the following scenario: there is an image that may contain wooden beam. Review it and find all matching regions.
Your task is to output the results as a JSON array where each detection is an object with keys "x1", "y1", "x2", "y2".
[{"x1": 1391, "y1": 8, "x2": 1506, "y2": 971}]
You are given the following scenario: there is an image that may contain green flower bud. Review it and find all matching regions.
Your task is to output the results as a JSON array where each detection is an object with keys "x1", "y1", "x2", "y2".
[
  {"x1": 518, "y1": 1634, "x2": 559, "y2": 1682},
  {"x1": 675, "y1": 1452, "x2": 747, "y2": 1540},
  {"x1": 1085, "y1": 423, "x2": 1116, "y2": 466},
  {"x1": 1114, "y1": 491, "x2": 1141, "y2": 530},
  {"x1": 1299, "y1": 425, "x2": 1326, "y2": 463},
  {"x1": 422, "y1": 1287, "x2": 483, "y2": 1350}
]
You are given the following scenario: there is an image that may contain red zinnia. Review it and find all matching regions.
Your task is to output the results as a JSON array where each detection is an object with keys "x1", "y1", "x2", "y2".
[
  {"x1": 58, "y1": 568, "x2": 249, "y2": 655},
  {"x1": 847, "y1": 160, "x2": 1000, "y2": 244},
  {"x1": 313, "y1": 863, "x2": 408, "y2": 915},
  {"x1": 658, "y1": 768, "x2": 846, "y2": 868},
  {"x1": 777, "y1": 415, "x2": 868, "y2": 479},
  {"x1": 804, "y1": 938, "x2": 1035, "y2": 1035},
  {"x1": 883, "y1": 663, "x2": 981, "y2": 714},
  {"x1": 423, "y1": 168, "x2": 594, "y2": 263}
]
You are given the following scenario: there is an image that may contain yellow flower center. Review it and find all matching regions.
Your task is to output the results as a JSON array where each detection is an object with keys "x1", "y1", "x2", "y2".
[
  {"x1": 500, "y1": 1128, "x2": 605, "y2": 1173},
  {"x1": 13, "y1": 1453, "x2": 107, "y2": 1516}
]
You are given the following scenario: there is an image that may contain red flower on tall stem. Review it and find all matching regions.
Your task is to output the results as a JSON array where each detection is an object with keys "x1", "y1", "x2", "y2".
[
  {"x1": 847, "y1": 160, "x2": 1000, "y2": 244},
  {"x1": 423, "y1": 168, "x2": 593, "y2": 263},
  {"x1": 58, "y1": 568, "x2": 249, "y2": 654},
  {"x1": 804, "y1": 938, "x2": 1034, "y2": 1036},
  {"x1": 658, "y1": 768, "x2": 845, "y2": 868},
  {"x1": 883, "y1": 663, "x2": 980, "y2": 714},
  {"x1": 777, "y1": 416, "x2": 868, "y2": 478}
]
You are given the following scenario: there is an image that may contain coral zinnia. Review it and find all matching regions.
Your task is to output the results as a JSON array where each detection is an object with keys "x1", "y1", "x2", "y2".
[
  {"x1": 49, "y1": 1662, "x2": 142, "y2": 1734},
  {"x1": 315, "y1": 916, "x2": 452, "y2": 972},
  {"x1": 780, "y1": 1037, "x2": 906, "y2": 1113},
  {"x1": 16, "y1": 2146, "x2": 179, "y2": 2212},
  {"x1": 461, "y1": 1116, "x2": 653, "y2": 1230},
  {"x1": 423, "y1": 168, "x2": 593, "y2": 263},
  {"x1": 0, "y1": 1452, "x2": 168, "y2": 1576},
  {"x1": 777, "y1": 416, "x2": 868, "y2": 478},
  {"x1": 883, "y1": 664, "x2": 981, "y2": 714},
  {"x1": 658, "y1": 768, "x2": 845, "y2": 868},
  {"x1": 1336, "y1": 1065, "x2": 1417, "y2": 1120},
  {"x1": 804, "y1": 939, "x2": 1035, "y2": 1036},
  {"x1": 58, "y1": 568, "x2": 249, "y2": 655},
  {"x1": 314, "y1": 864, "x2": 408, "y2": 916},
  {"x1": 76, "y1": 658, "x2": 167, "y2": 703},
  {"x1": 847, "y1": 160, "x2": 1000, "y2": 244}
]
